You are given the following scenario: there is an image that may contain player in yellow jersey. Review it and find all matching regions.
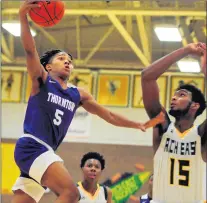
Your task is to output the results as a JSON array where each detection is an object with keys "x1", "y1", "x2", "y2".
[
  {"x1": 77, "y1": 152, "x2": 112, "y2": 203},
  {"x1": 141, "y1": 42, "x2": 206, "y2": 203}
]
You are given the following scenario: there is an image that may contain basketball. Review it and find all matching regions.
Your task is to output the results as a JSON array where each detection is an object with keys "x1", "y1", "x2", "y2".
[{"x1": 29, "y1": 0, "x2": 65, "y2": 27}]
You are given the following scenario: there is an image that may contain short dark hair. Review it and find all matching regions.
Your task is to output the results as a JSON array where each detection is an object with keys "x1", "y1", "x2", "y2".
[
  {"x1": 80, "y1": 152, "x2": 105, "y2": 170},
  {"x1": 40, "y1": 49, "x2": 73, "y2": 71},
  {"x1": 176, "y1": 84, "x2": 206, "y2": 117}
]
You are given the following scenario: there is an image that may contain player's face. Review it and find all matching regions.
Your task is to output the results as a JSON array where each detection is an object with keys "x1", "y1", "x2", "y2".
[
  {"x1": 82, "y1": 159, "x2": 102, "y2": 182},
  {"x1": 48, "y1": 52, "x2": 73, "y2": 79},
  {"x1": 169, "y1": 89, "x2": 193, "y2": 117}
]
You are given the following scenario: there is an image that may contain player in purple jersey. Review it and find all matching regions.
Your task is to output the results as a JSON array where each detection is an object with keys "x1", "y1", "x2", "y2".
[{"x1": 12, "y1": 1, "x2": 165, "y2": 203}]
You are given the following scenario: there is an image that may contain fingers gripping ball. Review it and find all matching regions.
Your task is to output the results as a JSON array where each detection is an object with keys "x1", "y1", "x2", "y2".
[{"x1": 29, "y1": 0, "x2": 65, "y2": 27}]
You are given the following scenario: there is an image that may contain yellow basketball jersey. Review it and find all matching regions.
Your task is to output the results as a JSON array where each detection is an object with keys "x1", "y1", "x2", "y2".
[
  {"x1": 153, "y1": 122, "x2": 205, "y2": 203},
  {"x1": 77, "y1": 182, "x2": 107, "y2": 203}
]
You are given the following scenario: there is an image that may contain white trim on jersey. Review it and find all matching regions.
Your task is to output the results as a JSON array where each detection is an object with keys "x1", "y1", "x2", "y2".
[
  {"x1": 12, "y1": 177, "x2": 45, "y2": 203},
  {"x1": 29, "y1": 150, "x2": 63, "y2": 183},
  {"x1": 13, "y1": 134, "x2": 63, "y2": 202},
  {"x1": 21, "y1": 134, "x2": 53, "y2": 151}
]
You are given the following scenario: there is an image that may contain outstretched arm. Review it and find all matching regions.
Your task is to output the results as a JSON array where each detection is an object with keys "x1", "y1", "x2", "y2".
[
  {"x1": 141, "y1": 43, "x2": 205, "y2": 127},
  {"x1": 19, "y1": 0, "x2": 47, "y2": 94},
  {"x1": 78, "y1": 88, "x2": 164, "y2": 131}
]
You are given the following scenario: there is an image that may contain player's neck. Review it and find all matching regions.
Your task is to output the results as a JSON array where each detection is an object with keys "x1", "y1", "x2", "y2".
[
  {"x1": 174, "y1": 118, "x2": 194, "y2": 133},
  {"x1": 82, "y1": 180, "x2": 98, "y2": 195},
  {"x1": 50, "y1": 74, "x2": 68, "y2": 89}
]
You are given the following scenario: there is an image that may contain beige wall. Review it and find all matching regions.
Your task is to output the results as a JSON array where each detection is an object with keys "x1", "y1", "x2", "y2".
[{"x1": 2, "y1": 103, "x2": 205, "y2": 145}]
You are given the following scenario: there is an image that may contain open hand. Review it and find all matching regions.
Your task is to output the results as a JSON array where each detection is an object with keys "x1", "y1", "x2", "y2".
[
  {"x1": 136, "y1": 123, "x2": 146, "y2": 132},
  {"x1": 143, "y1": 111, "x2": 165, "y2": 130}
]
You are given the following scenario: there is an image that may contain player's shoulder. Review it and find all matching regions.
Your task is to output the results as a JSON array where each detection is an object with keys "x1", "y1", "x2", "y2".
[
  {"x1": 67, "y1": 83, "x2": 78, "y2": 89},
  {"x1": 76, "y1": 181, "x2": 81, "y2": 188},
  {"x1": 99, "y1": 184, "x2": 109, "y2": 200}
]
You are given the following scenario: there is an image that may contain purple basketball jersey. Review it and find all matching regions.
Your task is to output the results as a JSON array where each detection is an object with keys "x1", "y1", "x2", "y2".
[{"x1": 23, "y1": 75, "x2": 81, "y2": 150}]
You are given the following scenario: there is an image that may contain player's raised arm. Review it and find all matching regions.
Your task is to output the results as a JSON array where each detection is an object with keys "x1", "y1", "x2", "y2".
[
  {"x1": 19, "y1": 0, "x2": 47, "y2": 89},
  {"x1": 141, "y1": 43, "x2": 205, "y2": 120}
]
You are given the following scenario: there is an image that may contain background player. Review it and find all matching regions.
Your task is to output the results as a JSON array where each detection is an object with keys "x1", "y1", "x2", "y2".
[
  {"x1": 141, "y1": 42, "x2": 206, "y2": 202},
  {"x1": 12, "y1": 1, "x2": 164, "y2": 203},
  {"x1": 77, "y1": 152, "x2": 112, "y2": 203}
]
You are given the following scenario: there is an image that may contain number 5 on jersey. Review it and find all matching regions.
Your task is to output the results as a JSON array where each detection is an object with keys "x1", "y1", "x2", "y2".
[{"x1": 53, "y1": 109, "x2": 64, "y2": 126}]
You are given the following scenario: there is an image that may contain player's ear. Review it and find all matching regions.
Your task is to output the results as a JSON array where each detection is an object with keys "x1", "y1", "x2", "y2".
[
  {"x1": 191, "y1": 102, "x2": 200, "y2": 111},
  {"x1": 45, "y1": 64, "x2": 52, "y2": 72}
]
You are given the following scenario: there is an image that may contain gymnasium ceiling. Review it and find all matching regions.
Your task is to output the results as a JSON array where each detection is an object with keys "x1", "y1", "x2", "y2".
[{"x1": 1, "y1": 0, "x2": 206, "y2": 71}]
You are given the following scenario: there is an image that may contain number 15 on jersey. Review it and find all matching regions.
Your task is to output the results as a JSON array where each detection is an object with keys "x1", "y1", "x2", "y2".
[{"x1": 169, "y1": 157, "x2": 190, "y2": 187}]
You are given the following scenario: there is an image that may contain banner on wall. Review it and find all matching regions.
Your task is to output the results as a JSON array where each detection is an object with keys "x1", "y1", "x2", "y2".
[
  {"x1": 97, "y1": 74, "x2": 130, "y2": 107},
  {"x1": 104, "y1": 172, "x2": 151, "y2": 203},
  {"x1": 1, "y1": 71, "x2": 23, "y2": 102},
  {"x1": 133, "y1": 75, "x2": 167, "y2": 108},
  {"x1": 2, "y1": 143, "x2": 20, "y2": 194},
  {"x1": 68, "y1": 72, "x2": 93, "y2": 94},
  {"x1": 64, "y1": 109, "x2": 92, "y2": 139},
  {"x1": 170, "y1": 76, "x2": 205, "y2": 105}
]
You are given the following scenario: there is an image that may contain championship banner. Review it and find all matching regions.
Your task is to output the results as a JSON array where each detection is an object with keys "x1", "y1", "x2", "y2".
[
  {"x1": 106, "y1": 172, "x2": 151, "y2": 203},
  {"x1": 64, "y1": 108, "x2": 92, "y2": 139}
]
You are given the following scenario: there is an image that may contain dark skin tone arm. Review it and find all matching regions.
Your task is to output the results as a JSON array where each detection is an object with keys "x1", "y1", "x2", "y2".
[
  {"x1": 141, "y1": 42, "x2": 206, "y2": 153},
  {"x1": 198, "y1": 116, "x2": 207, "y2": 162},
  {"x1": 19, "y1": 0, "x2": 48, "y2": 96},
  {"x1": 199, "y1": 50, "x2": 207, "y2": 162},
  {"x1": 78, "y1": 87, "x2": 164, "y2": 131}
]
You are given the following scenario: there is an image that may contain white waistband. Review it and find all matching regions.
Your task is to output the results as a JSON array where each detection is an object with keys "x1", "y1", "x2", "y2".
[{"x1": 21, "y1": 134, "x2": 53, "y2": 151}]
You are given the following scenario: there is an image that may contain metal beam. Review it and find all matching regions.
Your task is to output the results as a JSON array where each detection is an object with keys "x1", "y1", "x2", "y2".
[
  {"x1": 203, "y1": 27, "x2": 206, "y2": 36},
  {"x1": 1, "y1": 34, "x2": 12, "y2": 60},
  {"x1": 185, "y1": 18, "x2": 199, "y2": 43},
  {"x1": 186, "y1": 17, "x2": 206, "y2": 25},
  {"x1": 2, "y1": 9, "x2": 206, "y2": 17},
  {"x1": 31, "y1": 23, "x2": 59, "y2": 47},
  {"x1": 9, "y1": 34, "x2": 14, "y2": 59},
  {"x1": 108, "y1": 14, "x2": 149, "y2": 66},
  {"x1": 125, "y1": 1, "x2": 133, "y2": 35},
  {"x1": 2, "y1": 54, "x2": 12, "y2": 63},
  {"x1": 84, "y1": 25, "x2": 115, "y2": 65},
  {"x1": 126, "y1": 16, "x2": 133, "y2": 35},
  {"x1": 176, "y1": 17, "x2": 188, "y2": 46},
  {"x1": 136, "y1": 15, "x2": 150, "y2": 62},
  {"x1": 76, "y1": 16, "x2": 81, "y2": 60}
]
